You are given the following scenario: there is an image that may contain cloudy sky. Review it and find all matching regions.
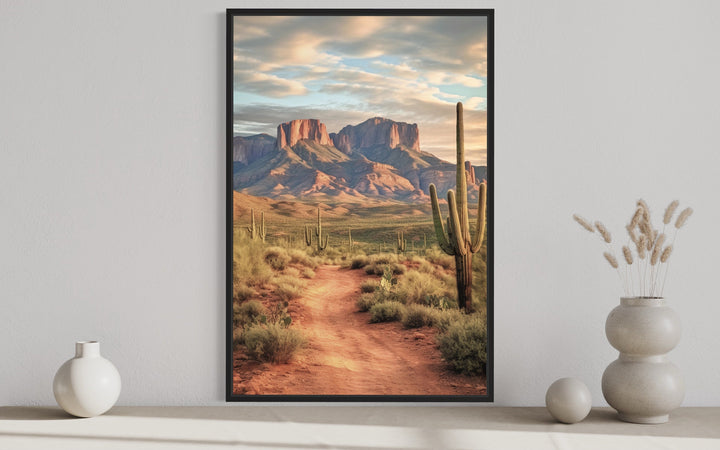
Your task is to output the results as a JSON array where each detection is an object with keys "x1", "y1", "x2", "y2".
[{"x1": 233, "y1": 14, "x2": 488, "y2": 164}]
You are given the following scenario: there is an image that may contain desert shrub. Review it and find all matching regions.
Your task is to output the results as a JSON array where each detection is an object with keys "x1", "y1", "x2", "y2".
[
  {"x1": 243, "y1": 322, "x2": 305, "y2": 364},
  {"x1": 233, "y1": 327, "x2": 244, "y2": 350},
  {"x1": 369, "y1": 301, "x2": 406, "y2": 323},
  {"x1": 287, "y1": 248, "x2": 317, "y2": 268},
  {"x1": 264, "y1": 247, "x2": 291, "y2": 271},
  {"x1": 418, "y1": 260, "x2": 435, "y2": 274},
  {"x1": 425, "y1": 247, "x2": 454, "y2": 270},
  {"x1": 401, "y1": 304, "x2": 439, "y2": 329},
  {"x1": 370, "y1": 253, "x2": 399, "y2": 265},
  {"x1": 302, "y1": 268, "x2": 316, "y2": 279},
  {"x1": 423, "y1": 294, "x2": 457, "y2": 310},
  {"x1": 364, "y1": 262, "x2": 405, "y2": 276},
  {"x1": 233, "y1": 232, "x2": 273, "y2": 287},
  {"x1": 351, "y1": 255, "x2": 370, "y2": 269},
  {"x1": 437, "y1": 315, "x2": 487, "y2": 375},
  {"x1": 233, "y1": 284, "x2": 256, "y2": 303},
  {"x1": 394, "y1": 270, "x2": 451, "y2": 305},
  {"x1": 273, "y1": 275, "x2": 306, "y2": 301},
  {"x1": 283, "y1": 267, "x2": 301, "y2": 278},
  {"x1": 234, "y1": 300, "x2": 266, "y2": 328},
  {"x1": 356, "y1": 293, "x2": 379, "y2": 312},
  {"x1": 364, "y1": 263, "x2": 381, "y2": 275},
  {"x1": 433, "y1": 309, "x2": 466, "y2": 333},
  {"x1": 360, "y1": 280, "x2": 378, "y2": 293},
  {"x1": 391, "y1": 263, "x2": 406, "y2": 275}
]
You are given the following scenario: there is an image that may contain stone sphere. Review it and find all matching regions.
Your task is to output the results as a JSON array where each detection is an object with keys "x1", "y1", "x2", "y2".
[{"x1": 545, "y1": 377, "x2": 592, "y2": 424}]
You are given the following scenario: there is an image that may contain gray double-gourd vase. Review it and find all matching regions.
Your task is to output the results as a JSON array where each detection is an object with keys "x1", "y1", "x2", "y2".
[{"x1": 602, "y1": 297, "x2": 684, "y2": 424}]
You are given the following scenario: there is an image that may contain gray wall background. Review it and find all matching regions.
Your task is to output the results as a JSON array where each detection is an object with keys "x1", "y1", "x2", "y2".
[{"x1": 2, "y1": 0, "x2": 718, "y2": 406}]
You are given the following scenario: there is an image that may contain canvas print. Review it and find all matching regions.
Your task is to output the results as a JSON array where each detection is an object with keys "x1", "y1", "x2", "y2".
[{"x1": 227, "y1": 9, "x2": 493, "y2": 400}]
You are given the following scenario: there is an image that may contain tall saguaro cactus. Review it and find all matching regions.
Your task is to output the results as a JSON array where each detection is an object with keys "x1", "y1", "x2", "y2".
[
  {"x1": 429, "y1": 102, "x2": 487, "y2": 312},
  {"x1": 308, "y1": 207, "x2": 329, "y2": 251},
  {"x1": 246, "y1": 209, "x2": 266, "y2": 242}
]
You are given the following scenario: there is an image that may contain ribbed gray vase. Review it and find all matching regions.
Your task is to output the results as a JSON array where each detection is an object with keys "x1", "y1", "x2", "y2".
[{"x1": 601, "y1": 297, "x2": 685, "y2": 424}]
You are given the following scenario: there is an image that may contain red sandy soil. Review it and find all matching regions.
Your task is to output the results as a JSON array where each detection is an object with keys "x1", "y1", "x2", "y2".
[{"x1": 233, "y1": 265, "x2": 486, "y2": 396}]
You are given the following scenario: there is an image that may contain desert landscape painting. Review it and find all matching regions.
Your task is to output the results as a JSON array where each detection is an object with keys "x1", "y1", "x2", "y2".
[{"x1": 228, "y1": 10, "x2": 492, "y2": 399}]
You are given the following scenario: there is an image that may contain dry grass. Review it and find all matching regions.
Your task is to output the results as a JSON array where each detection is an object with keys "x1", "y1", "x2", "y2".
[{"x1": 574, "y1": 199, "x2": 694, "y2": 298}]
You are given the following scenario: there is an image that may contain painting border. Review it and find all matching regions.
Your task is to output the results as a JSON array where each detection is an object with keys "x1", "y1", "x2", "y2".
[{"x1": 226, "y1": 8, "x2": 494, "y2": 402}]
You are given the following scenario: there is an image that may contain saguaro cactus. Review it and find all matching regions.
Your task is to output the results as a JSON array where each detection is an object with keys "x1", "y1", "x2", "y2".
[
  {"x1": 309, "y1": 207, "x2": 328, "y2": 251},
  {"x1": 246, "y1": 209, "x2": 266, "y2": 242},
  {"x1": 304, "y1": 226, "x2": 313, "y2": 247},
  {"x1": 348, "y1": 228, "x2": 354, "y2": 249},
  {"x1": 397, "y1": 231, "x2": 407, "y2": 253},
  {"x1": 259, "y1": 212, "x2": 266, "y2": 242},
  {"x1": 429, "y1": 102, "x2": 487, "y2": 312}
]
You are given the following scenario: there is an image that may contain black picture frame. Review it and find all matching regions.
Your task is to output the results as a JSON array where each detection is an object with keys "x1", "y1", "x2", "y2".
[{"x1": 226, "y1": 8, "x2": 494, "y2": 402}]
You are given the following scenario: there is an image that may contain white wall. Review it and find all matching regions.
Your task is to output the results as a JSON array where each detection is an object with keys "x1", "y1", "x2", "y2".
[{"x1": 1, "y1": 0, "x2": 718, "y2": 407}]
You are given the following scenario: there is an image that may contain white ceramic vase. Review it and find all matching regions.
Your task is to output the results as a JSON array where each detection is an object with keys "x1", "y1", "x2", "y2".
[
  {"x1": 53, "y1": 341, "x2": 121, "y2": 418},
  {"x1": 601, "y1": 297, "x2": 684, "y2": 424}
]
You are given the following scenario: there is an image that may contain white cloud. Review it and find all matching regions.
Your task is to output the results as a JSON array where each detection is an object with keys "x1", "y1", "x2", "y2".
[{"x1": 232, "y1": 14, "x2": 489, "y2": 160}]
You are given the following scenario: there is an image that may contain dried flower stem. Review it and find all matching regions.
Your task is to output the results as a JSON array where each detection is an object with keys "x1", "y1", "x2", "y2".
[
  {"x1": 573, "y1": 214, "x2": 595, "y2": 233},
  {"x1": 573, "y1": 199, "x2": 692, "y2": 298},
  {"x1": 663, "y1": 200, "x2": 679, "y2": 225}
]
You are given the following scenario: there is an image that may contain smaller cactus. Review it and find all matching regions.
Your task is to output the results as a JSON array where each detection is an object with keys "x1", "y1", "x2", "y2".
[
  {"x1": 304, "y1": 226, "x2": 312, "y2": 247},
  {"x1": 397, "y1": 231, "x2": 407, "y2": 253},
  {"x1": 246, "y1": 209, "x2": 266, "y2": 241},
  {"x1": 246, "y1": 209, "x2": 267, "y2": 241},
  {"x1": 246, "y1": 209, "x2": 256, "y2": 239},
  {"x1": 259, "y1": 211, "x2": 266, "y2": 243}
]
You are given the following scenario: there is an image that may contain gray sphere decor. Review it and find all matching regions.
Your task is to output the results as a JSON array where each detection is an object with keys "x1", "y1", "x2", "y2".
[{"x1": 545, "y1": 377, "x2": 592, "y2": 424}]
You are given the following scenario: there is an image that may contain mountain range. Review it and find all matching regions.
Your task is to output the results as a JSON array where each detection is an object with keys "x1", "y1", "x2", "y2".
[{"x1": 232, "y1": 117, "x2": 486, "y2": 203}]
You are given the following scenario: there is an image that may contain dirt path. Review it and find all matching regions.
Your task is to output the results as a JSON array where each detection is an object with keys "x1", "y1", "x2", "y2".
[{"x1": 233, "y1": 265, "x2": 486, "y2": 396}]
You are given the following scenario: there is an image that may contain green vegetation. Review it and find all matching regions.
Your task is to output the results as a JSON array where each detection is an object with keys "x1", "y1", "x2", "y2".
[
  {"x1": 428, "y1": 102, "x2": 487, "y2": 312},
  {"x1": 347, "y1": 250, "x2": 487, "y2": 375},
  {"x1": 356, "y1": 293, "x2": 379, "y2": 312},
  {"x1": 437, "y1": 314, "x2": 488, "y2": 375},
  {"x1": 360, "y1": 280, "x2": 378, "y2": 293},
  {"x1": 232, "y1": 230, "x2": 319, "y2": 364},
  {"x1": 264, "y1": 247, "x2": 291, "y2": 271},
  {"x1": 273, "y1": 275, "x2": 306, "y2": 301},
  {"x1": 234, "y1": 300, "x2": 266, "y2": 329},
  {"x1": 401, "y1": 304, "x2": 438, "y2": 329},
  {"x1": 369, "y1": 301, "x2": 406, "y2": 323},
  {"x1": 243, "y1": 322, "x2": 306, "y2": 364}
]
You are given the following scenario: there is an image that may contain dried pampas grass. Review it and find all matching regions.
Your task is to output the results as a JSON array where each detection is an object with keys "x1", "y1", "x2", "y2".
[
  {"x1": 604, "y1": 252, "x2": 619, "y2": 269},
  {"x1": 573, "y1": 214, "x2": 595, "y2": 233},
  {"x1": 651, "y1": 234, "x2": 666, "y2": 266},
  {"x1": 573, "y1": 198, "x2": 693, "y2": 298},
  {"x1": 595, "y1": 221, "x2": 612, "y2": 243},
  {"x1": 622, "y1": 246, "x2": 633, "y2": 265},
  {"x1": 661, "y1": 245, "x2": 673, "y2": 263},
  {"x1": 664, "y1": 200, "x2": 679, "y2": 225},
  {"x1": 675, "y1": 208, "x2": 693, "y2": 229}
]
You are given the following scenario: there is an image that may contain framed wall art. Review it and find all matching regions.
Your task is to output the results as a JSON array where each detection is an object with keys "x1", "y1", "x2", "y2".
[{"x1": 226, "y1": 9, "x2": 494, "y2": 401}]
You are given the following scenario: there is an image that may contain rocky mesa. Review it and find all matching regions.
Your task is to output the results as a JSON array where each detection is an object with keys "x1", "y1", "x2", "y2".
[
  {"x1": 276, "y1": 119, "x2": 332, "y2": 149},
  {"x1": 332, "y1": 118, "x2": 420, "y2": 153}
]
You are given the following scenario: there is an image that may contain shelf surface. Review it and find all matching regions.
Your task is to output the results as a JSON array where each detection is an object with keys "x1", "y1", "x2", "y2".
[{"x1": 1, "y1": 406, "x2": 718, "y2": 449}]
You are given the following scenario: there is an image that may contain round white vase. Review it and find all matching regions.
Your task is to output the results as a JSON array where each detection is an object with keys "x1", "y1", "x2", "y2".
[
  {"x1": 53, "y1": 341, "x2": 121, "y2": 418},
  {"x1": 601, "y1": 297, "x2": 684, "y2": 424}
]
